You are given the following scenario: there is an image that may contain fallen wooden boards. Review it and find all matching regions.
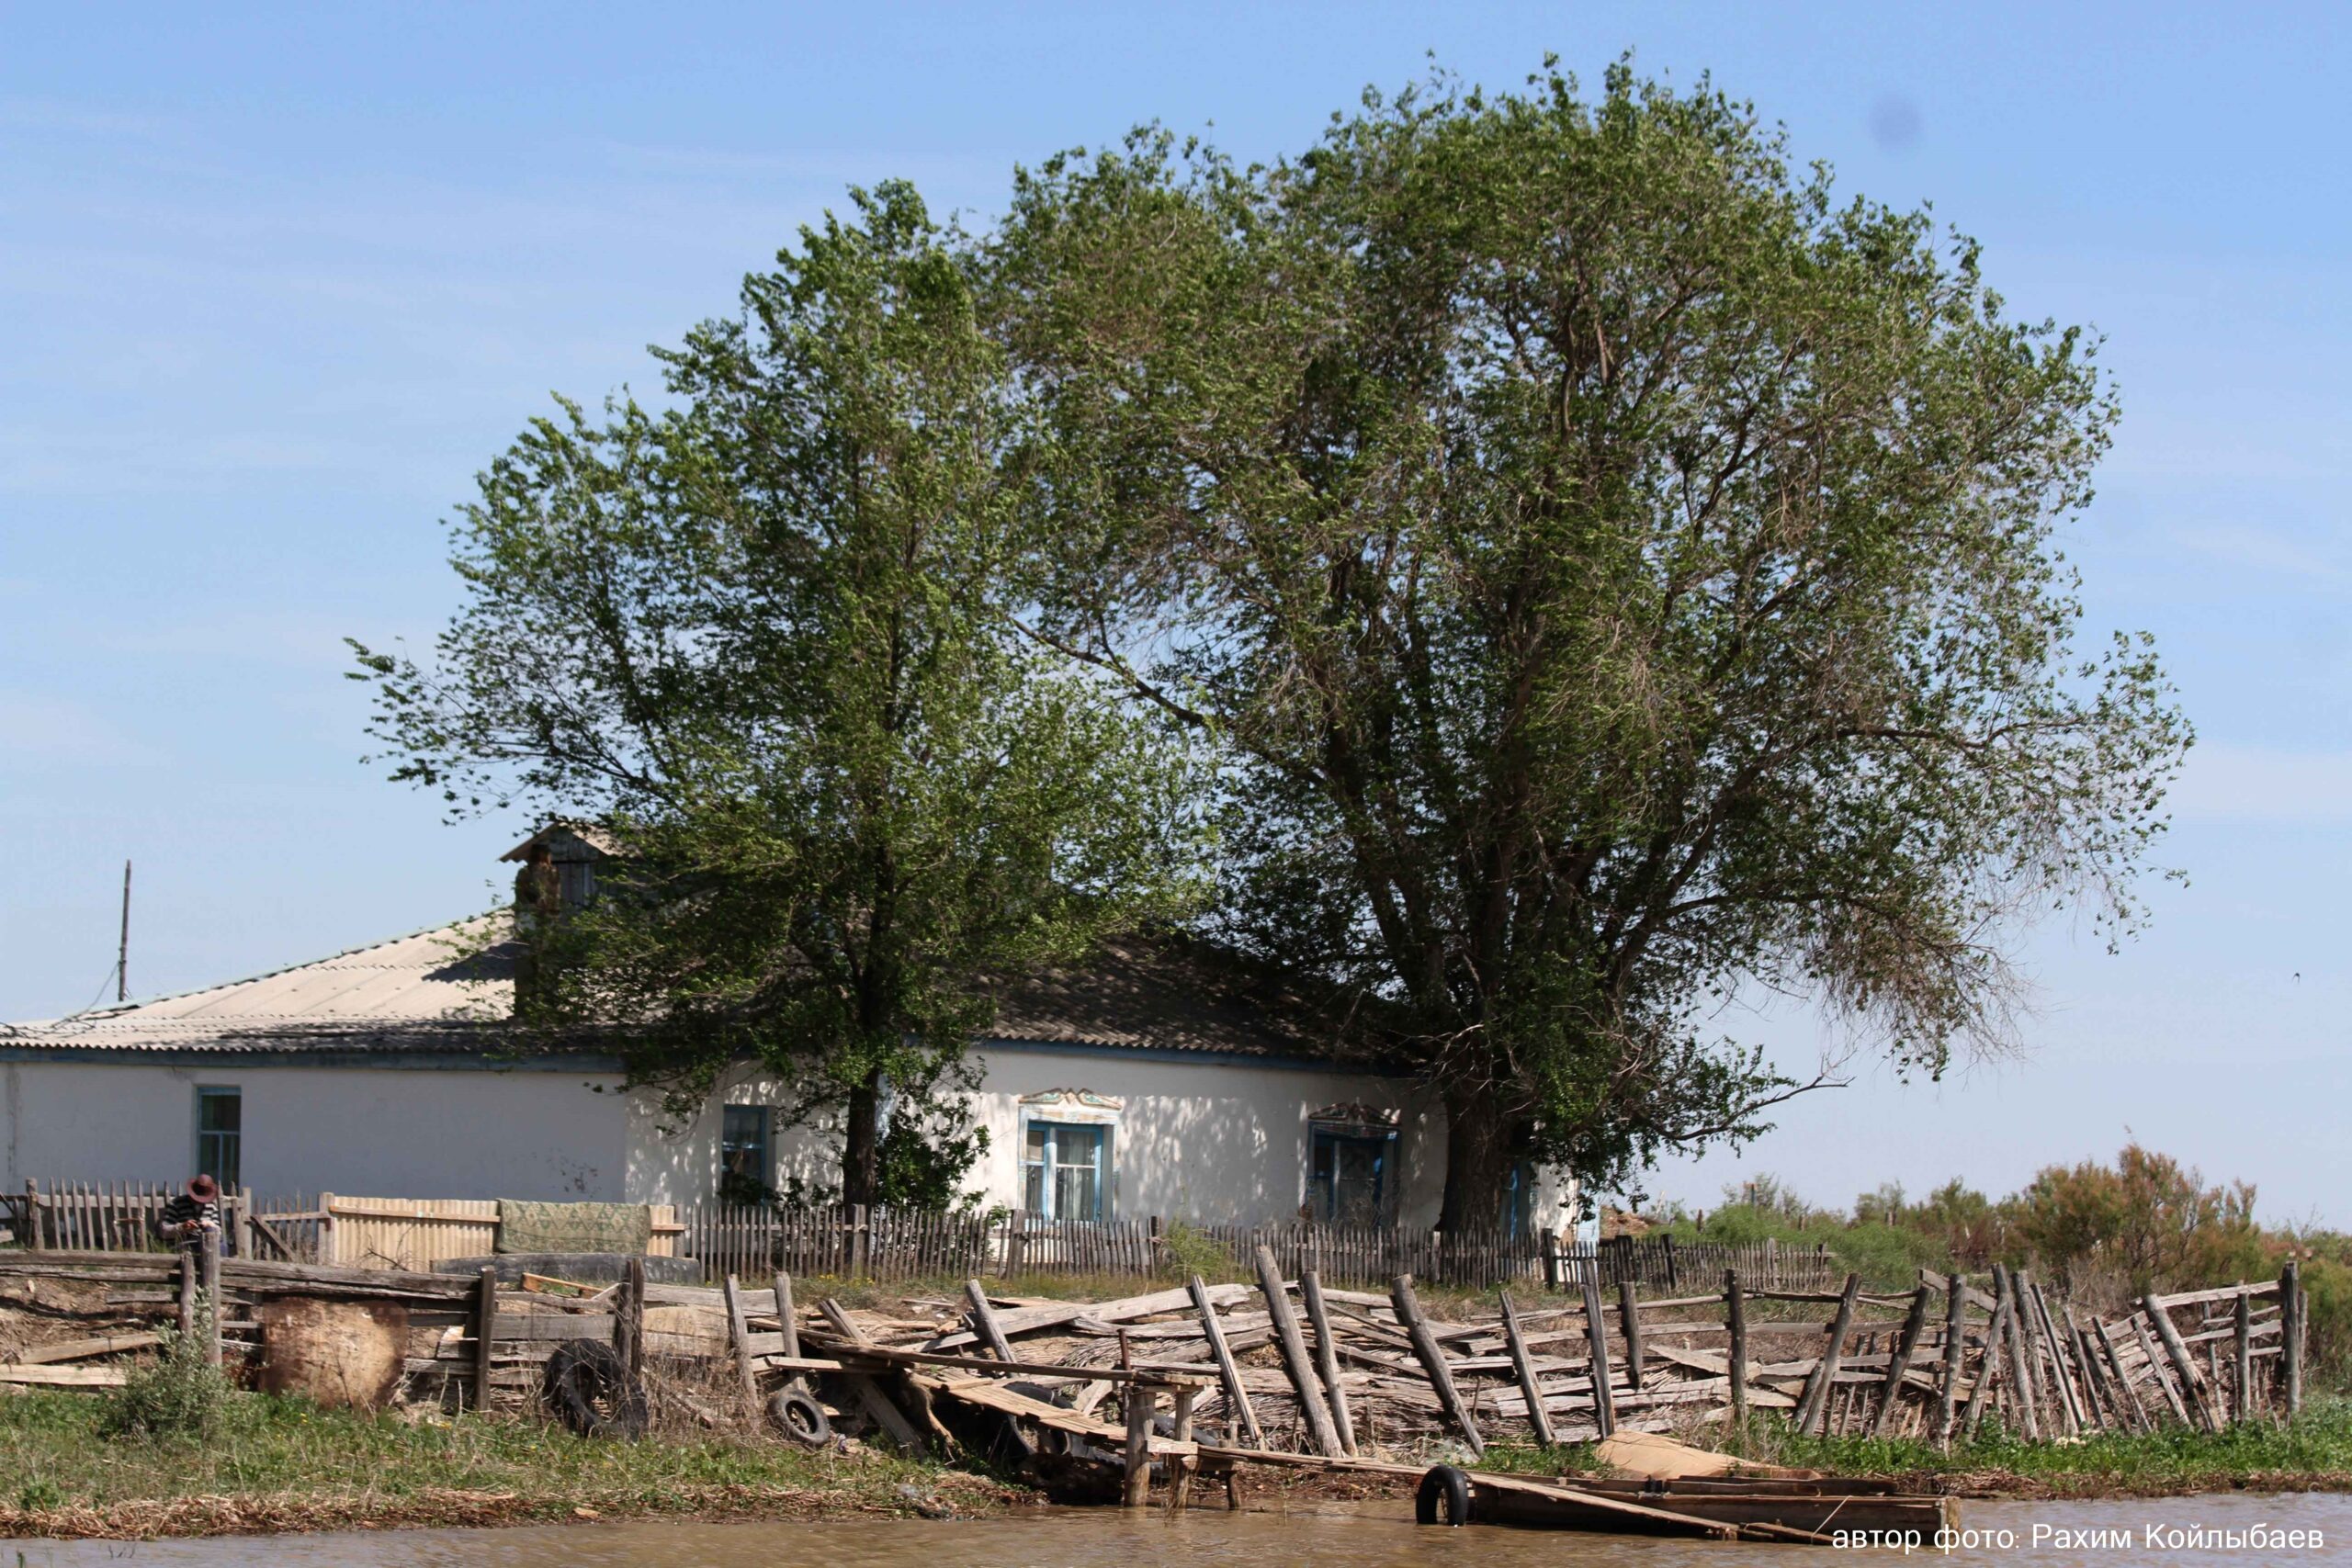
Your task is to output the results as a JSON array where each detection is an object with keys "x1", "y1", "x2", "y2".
[
  {"x1": 922, "y1": 1373, "x2": 1199, "y2": 1458},
  {"x1": 0, "y1": 1364, "x2": 130, "y2": 1387},
  {"x1": 2, "y1": 1330, "x2": 161, "y2": 1365}
]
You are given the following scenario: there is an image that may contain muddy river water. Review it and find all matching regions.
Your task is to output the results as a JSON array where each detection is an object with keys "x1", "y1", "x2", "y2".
[{"x1": 7, "y1": 1493, "x2": 2346, "y2": 1566}]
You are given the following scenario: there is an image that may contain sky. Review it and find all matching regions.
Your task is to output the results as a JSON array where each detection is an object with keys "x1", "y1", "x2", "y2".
[{"x1": 3, "y1": 3, "x2": 2347, "y2": 1224}]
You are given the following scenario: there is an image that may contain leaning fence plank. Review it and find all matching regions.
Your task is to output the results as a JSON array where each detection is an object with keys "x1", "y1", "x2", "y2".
[
  {"x1": 1867, "y1": 1284, "x2": 1934, "y2": 1437},
  {"x1": 1256, "y1": 1247, "x2": 1343, "y2": 1458},
  {"x1": 2143, "y1": 1295, "x2": 2214, "y2": 1431},
  {"x1": 1299, "y1": 1270, "x2": 1356, "y2": 1456},
  {"x1": 1392, "y1": 1272, "x2": 1482, "y2": 1458},
  {"x1": 1498, "y1": 1289, "x2": 1557, "y2": 1447},
  {"x1": 1795, "y1": 1272, "x2": 1861, "y2": 1435}
]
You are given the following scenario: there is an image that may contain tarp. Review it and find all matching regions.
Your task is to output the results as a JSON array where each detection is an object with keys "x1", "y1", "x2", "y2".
[{"x1": 494, "y1": 1199, "x2": 651, "y2": 1256}]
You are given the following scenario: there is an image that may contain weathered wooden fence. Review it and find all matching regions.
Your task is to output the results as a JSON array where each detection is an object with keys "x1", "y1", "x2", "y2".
[{"x1": 4, "y1": 1180, "x2": 1841, "y2": 1293}]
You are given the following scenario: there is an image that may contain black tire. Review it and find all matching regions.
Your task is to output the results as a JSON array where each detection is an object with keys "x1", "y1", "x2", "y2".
[
  {"x1": 541, "y1": 1340, "x2": 650, "y2": 1439},
  {"x1": 1415, "y1": 1464, "x2": 1473, "y2": 1527},
  {"x1": 767, "y1": 1386, "x2": 833, "y2": 1448}
]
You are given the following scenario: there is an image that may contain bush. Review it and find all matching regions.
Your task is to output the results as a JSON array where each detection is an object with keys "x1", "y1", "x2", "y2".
[
  {"x1": 101, "y1": 1296, "x2": 231, "y2": 1441},
  {"x1": 1158, "y1": 1220, "x2": 1243, "y2": 1283}
]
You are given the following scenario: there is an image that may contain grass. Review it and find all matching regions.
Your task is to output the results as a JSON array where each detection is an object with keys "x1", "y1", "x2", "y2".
[
  {"x1": 1458, "y1": 1401, "x2": 2352, "y2": 1498},
  {"x1": 0, "y1": 1388, "x2": 1010, "y2": 1538}
]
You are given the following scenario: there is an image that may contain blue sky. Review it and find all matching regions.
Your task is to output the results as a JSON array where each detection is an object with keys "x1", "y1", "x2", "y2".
[{"x1": 4, "y1": 3, "x2": 2346, "y2": 1222}]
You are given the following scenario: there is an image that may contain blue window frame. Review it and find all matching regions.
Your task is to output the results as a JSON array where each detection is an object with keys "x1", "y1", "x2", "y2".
[
  {"x1": 1022, "y1": 1121, "x2": 1108, "y2": 1220},
  {"x1": 1309, "y1": 1127, "x2": 1394, "y2": 1224},
  {"x1": 1501, "y1": 1159, "x2": 1538, "y2": 1240},
  {"x1": 195, "y1": 1087, "x2": 241, "y2": 1190}
]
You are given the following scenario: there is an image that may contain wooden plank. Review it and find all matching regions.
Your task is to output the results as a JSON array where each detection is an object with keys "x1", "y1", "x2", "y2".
[
  {"x1": 1392, "y1": 1272, "x2": 1482, "y2": 1457},
  {"x1": 1617, "y1": 1279, "x2": 1647, "y2": 1393},
  {"x1": 2094, "y1": 1315, "x2": 2151, "y2": 1432},
  {"x1": 2281, "y1": 1260, "x2": 2303, "y2": 1416},
  {"x1": 721, "y1": 1275, "x2": 761, "y2": 1407},
  {"x1": 2233, "y1": 1291, "x2": 2254, "y2": 1426},
  {"x1": 1498, "y1": 1289, "x2": 1556, "y2": 1447},
  {"x1": 1868, "y1": 1285, "x2": 1933, "y2": 1438},
  {"x1": 1168, "y1": 1384, "x2": 1198, "y2": 1512},
  {"x1": 927, "y1": 1282, "x2": 1253, "y2": 1349},
  {"x1": 1579, "y1": 1273, "x2": 1616, "y2": 1438},
  {"x1": 1960, "y1": 1271, "x2": 2013, "y2": 1438},
  {"x1": 1123, "y1": 1382, "x2": 1156, "y2": 1506},
  {"x1": 2143, "y1": 1295, "x2": 2215, "y2": 1431},
  {"x1": 2148, "y1": 1281, "x2": 2276, "y2": 1311},
  {"x1": 1725, "y1": 1269, "x2": 1748, "y2": 1436},
  {"x1": 772, "y1": 1271, "x2": 799, "y2": 1359},
  {"x1": 0, "y1": 1364, "x2": 129, "y2": 1387},
  {"x1": 3, "y1": 1331, "x2": 162, "y2": 1366},
  {"x1": 2131, "y1": 1310, "x2": 2192, "y2": 1426},
  {"x1": 471, "y1": 1267, "x2": 497, "y2": 1413},
  {"x1": 1189, "y1": 1272, "x2": 1262, "y2": 1450},
  {"x1": 1999, "y1": 1267, "x2": 2041, "y2": 1440},
  {"x1": 1256, "y1": 1247, "x2": 1344, "y2": 1458},
  {"x1": 2029, "y1": 1280, "x2": 2084, "y2": 1436},
  {"x1": 1933, "y1": 1272, "x2": 1965, "y2": 1448},
  {"x1": 1299, "y1": 1270, "x2": 1356, "y2": 1456},
  {"x1": 1794, "y1": 1273, "x2": 1860, "y2": 1435},
  {"x1": 964, "y1": 1278, "x2": 1018, "y2": 1367}
]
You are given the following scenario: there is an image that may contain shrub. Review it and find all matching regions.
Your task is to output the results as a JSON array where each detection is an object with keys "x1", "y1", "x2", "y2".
[
  {"x1": 101, "y1": 1296, "x2": 231, "y2": 1441},
  {"x1": 1158, "y1": 1220, "x2": 1243, "y2": 1283}
]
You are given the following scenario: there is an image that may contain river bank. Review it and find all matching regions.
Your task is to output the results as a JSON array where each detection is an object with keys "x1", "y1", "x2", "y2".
[{"x1": 6, "y1": 1385, "x2": 2351, "y2": 1541}]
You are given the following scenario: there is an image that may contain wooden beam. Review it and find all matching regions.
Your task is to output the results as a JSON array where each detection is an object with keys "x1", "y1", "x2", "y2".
[
  {"x1": 1123, "y1": 1382, "x2": 1157, "y2": 1507},
  {"x1": 1724, "y1": 1269, "x2": 1748, "y2": 1438},
  {"x1": 1190, "y1": 1272, "x2": 1262, "y2": 1450},
  {"x1": 1256, "y1": 1247, "x2": 1344, "y2": 1458},
  {"x1": 964, "y1": 1278, "x2": 1018, "y2": 1367},
  {"x1": 1299, "y1": 1270, "x2": 1356, "y2": 1457},
  {"x1": 2233, "y1": 1291, "x2": 2254, "y2": 1426},
  {"x1": 1867, "y1": 1285, "x2": 1933, "y2": 1437},
  {"x1": 1617, "y1": 1280, "x2": 1646, "y2": 1393},
  {"x1": 1498, "y1": 1289, "x2": 1556, "y2": 1447},
  {"x1": 721, "y1": 1274, "x2": 761, "y2": 1408},
  {"x1": 1391, "y1": 1273, "x2": 1482, "y2": 1458},
  {"x1": 1933, "y1": 1272, "x2": 1965, "y2": 1448},
  {"x1": 1580, "y1": 1273, "x2": 1616, "y2": 1438},
  {"x1": 1794, "y1": 1273, "x2": 1860, "y2": 1436},
  {"x1": 2281, "y1": 1259, "x2": 2303, "y2": 1416},
  {"x1": 2131, "y1": 1309, "x2": 2192, "y2": 1427},
  {"x1": 471, "y1": 1267, "x2": 498, "y2": 1413},
  {"x1": 2094, "y1": 1315, "x2": 2151, "y2": 1432},
  {"x1": 2143, "y1": 1295, "x2": 2215, "y2": 1432},
  {"x1": 1960, "y1": 1270, "x2": 2013, "y2": 1438}
]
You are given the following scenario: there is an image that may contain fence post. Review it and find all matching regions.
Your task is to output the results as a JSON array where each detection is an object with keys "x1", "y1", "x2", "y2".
[
  {"x1": 199, "y1": 1228, "x2": 223, "y2": 1367},
  {"x1": 22, "y1": 1179, "x2": 40, "y2": 1250},
  {"x1": 2281, "y1": 1259, "x2": 2303, "y2": 1417},
  {"x1": 850, "y1": 1204, "x2": 869, "y2": 1279},
  {"x1": 1542, "y1": 1229, "x2": 1559, "y2": 1292},
  {"x1": 472, "y1": 1266, "x2": 498, "y2": 1413},
  {"x1": 318, "y1": 1192, "x2": 337, "y2": 1268},
  {"x1": 1724, "y1": 1269, "x2": 1747, "y2": 1442},
  {"x1": 1663, "y1": 1232, "x2": 1679, "y2": 1292},
  {"x1": 235, "y1": 1185, "x2": 254, "y2": 1260}
]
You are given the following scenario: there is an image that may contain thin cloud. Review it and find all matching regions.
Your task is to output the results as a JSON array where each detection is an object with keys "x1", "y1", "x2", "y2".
[{"x1": 2166, "y1": 745, "x2": 2352, "y2": 825}]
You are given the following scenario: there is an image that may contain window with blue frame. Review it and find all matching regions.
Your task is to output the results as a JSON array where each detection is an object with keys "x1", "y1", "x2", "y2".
[
  {"x1": 1021, "y1": 1121, "x2": 1108, "y2": 1220},
  {"x1": 1309, "y1": 1126, "x2": 1394, "y2": 1224},
  {"x1": 195, "y1": 1087, "x2": 241, "y2": 1190},
  {"x1": 1501, "y1": 1159, "x2": 1538, "y2": 1240}
]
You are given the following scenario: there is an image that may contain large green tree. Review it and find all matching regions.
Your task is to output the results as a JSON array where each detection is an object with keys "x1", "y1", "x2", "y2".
[
  {"x1": 989, "y1": 64, "x2": 2189, "y2": 1226},
  {"x1": 354, "y1": 183, "x2": 1202, "y2": 1205}
]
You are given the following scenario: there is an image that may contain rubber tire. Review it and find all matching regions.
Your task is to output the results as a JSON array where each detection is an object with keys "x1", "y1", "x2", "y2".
[
  {"x1": 1415, "y1": 1464, "x2": 1473, "y2": 1527},
  {"x1": 541, "y1": 1340, "x2": 650, "y2": 1439},
  {"x1": 767, "y1": 1386, "x2": 833, "y2": 1449}
]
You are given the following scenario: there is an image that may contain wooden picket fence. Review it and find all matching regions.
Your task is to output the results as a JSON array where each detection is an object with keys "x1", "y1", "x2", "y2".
[{"x1": 1594, "y1": 1234, "x2": 1840, "y2": 1293}]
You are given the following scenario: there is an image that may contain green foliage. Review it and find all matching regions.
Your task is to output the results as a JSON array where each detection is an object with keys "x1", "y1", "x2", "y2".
[
  {"x1": 874, "y1": 1095, "x2": 990, "y2": 1211},
  {"x1": 1157, "y1": 1220, "x2": 1246, "y2": 1284},
  {"x1": 2013, "y1": 1144, "x2": 2262, "y2": 1294},
  {"x1": 353, "y1": 181, "x2": 1206, "y2": 1204},
  {"x1": 989, "y1": 59, "x2": 2188, "y2": 1220},
  {"x1": 100, "y1": 1300, "x2": 230, "y2": 1441}
]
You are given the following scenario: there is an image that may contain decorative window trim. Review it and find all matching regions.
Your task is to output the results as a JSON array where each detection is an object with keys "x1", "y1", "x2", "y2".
[
  {"x1": 1308, "y1": 1100, "x2": 1400, "y2": 1143},
  {"x1": 1017, "y1": 1087, "x2": 1123, "y2": 1125}
]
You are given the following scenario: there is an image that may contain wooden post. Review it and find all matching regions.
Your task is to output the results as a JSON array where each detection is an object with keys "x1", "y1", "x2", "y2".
[
  {"x1": 1724, "y1": 1269, "x2": 1748, "y2": 1439},
  {"x1": 1933, "y1": 1272, "x2": 1966, "y2": 1448},
  {"x1": 1662, "y1": 1233, "x2": 1679, "y2": 1292},
  {"x1": 1168, "y1": 1384, "x2": 1197, "y2": 1512},
  {"x1": 317, "y1": 1192, "x2": 336, "y2": 1268},
  {"x1": 472, "y1": 1266, "x2": 498, "y2": 1413},
  {"x1": 1868, "y1": 1283, "x2": 1934, "y2": 1437},
  {"x1": 2095, "y1": 1315, "x2": 2151, "y2": 1432},
  {"x1": 2064, "y1": 1307, "x2": 2111, "y2": 1432},
  {"x1": 722, "y1": 1273, "x2": 761, "y2": 1408},
  {"x1": 1392, "y1": 1272, "x2": 1483, "y2": 1457},
  {"x1": 2132, "y1": 1309, "x2": 2191, "y2": 1427},
  {"x1": 2143, "y1": 1294, "x2": 2214, "y2": 1432},
  {"x1": 1498, "y1": 1289, "x2": 1557, "y2": 1447},
  {"x1": 1122, "y1": 1382, "x2": 1157, "y2": 1507},
  {"x1": 1961, "y1": 1270, "x2": 2014, "y2": 1438},
  {"x1": 1998, "y1": 1267, "x2": 2041, "y2": 1439},
  {"x1": 198, "y1": 1228, "x2": 222, "y2": 1368},
  {"x1": 772, "y1": 1271, "x2": 800, "y2": 1359},
  {"x1": 616, "y1": 1257, "x2": 645, "y2": 1382},
  {"x1": 234, "y1": 1185, "x2": 254, "y2": 1261},
  {"x1": 2233, "y1": 1290, "x2": 2254, "y2": 1427},
  {"x1": 1580, "y1": 1272, "x2": 1616, "y2": 1438},
  {"x1": 175, "y1": 1245, "x2": 197, "y2": 1338},
  {"x1": 1542, "y1": 1230, "x2": 1560, "y2": 1292},
  {"x1": 2027, "y1": 1281, "x2": 2083, "y2": 1436},
  {"x1": 1299, "y1": 1269, "x2": 1356, "y2": 1456},
  {"x1": 965, "y1": 1279, "x2": 1018, "y2": 1366},
  {"x1": 1795, "y1": 1272, "x2": 1861, "y2": 1436},
  {"x1": 1617, "y1": 1279, "x2": 1646, "y2": 1393},
  {"x1": 1256, "y1": 1247, "x2": 1344, "y2": 1458},
  {"x1": 1190, "y1": 1272, "x2": 1262, "y2": 1450},
  {"x1": 2281, "y1": 1260, "x2": 2304, "y2": 1417}
]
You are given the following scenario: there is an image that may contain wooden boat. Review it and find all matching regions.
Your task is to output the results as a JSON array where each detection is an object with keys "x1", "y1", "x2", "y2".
[{"x1": 1416, "y1": 1465, "x2": 1957, "y2": 1545}]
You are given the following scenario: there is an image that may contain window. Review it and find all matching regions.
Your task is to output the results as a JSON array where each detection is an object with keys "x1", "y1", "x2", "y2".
[
  {"x1": 195, "y1": 1087, "x2": 241, "y2": 1190},
  {"x1": 718, "y1": 1105, "x2": 774, "y2": 1207},
  {"x1": 1309, "y1": 1128, "x2": 1394, "y2": 1224},
  {"x1": 1502, "y1": 1159, "x2": 1538, "y2": 1240},
  {"x1": 1021, "y1": 1121, "x2": 1108, "y2": 1220}
]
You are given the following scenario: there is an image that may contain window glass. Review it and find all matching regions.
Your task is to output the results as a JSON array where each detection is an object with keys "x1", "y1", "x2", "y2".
[
  {"x1": 195, "y1": 1088, "x2": 241, "y2": 1190},
  {"x1": 1020, "y1": 1120, "x2": 1108, "y2": 1220},
  {"x1": 1309, "y1": 1128, "x2": 1392, "y2": 1224},
  {"x1": 718, "y1": 1104, "x2": 774, "y2": 1207}
]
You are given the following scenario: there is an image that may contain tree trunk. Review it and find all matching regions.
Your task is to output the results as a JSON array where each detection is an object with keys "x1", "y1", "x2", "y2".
[
  {"x1": 841, "y1": 1066, "x2": 885, "y2": 1207},
  {"x1": 1438, "y1": 1081, "x2": 1516, "y2": 1233}
]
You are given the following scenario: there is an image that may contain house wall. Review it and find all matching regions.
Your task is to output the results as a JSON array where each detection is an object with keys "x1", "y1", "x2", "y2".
[
  {"x1": 0, "y1": 1059, "x2": 630, "y2": 1201},
  {"x1": 626, "y1": 1042, "x2": 1577, "y2": 1233}
]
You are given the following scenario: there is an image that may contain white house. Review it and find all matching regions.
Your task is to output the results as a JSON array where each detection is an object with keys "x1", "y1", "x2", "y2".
[{"x1": 1, "y1": 834, "x2": 1572, "y2": 1235}]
